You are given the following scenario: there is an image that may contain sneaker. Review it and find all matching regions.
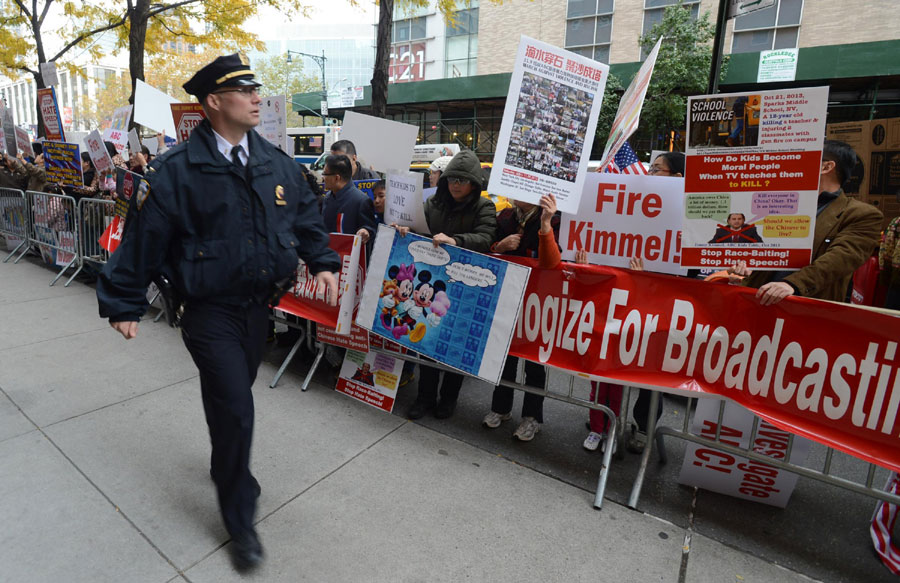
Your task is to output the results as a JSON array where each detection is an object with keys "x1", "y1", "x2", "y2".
[
  {"x1": 513, "y1": 417, "x2": 542, "y2": 441},
  {"x1": 482, "y1": 411, "x2": 512, "y2": 429},
  {"x1": 627, "y1": 429, "x2": 647, "y2": 454},
  {"x1": 583, "y1": 431, "x2": 603, "y2": 451},
  {"x1": 602, "y1": 434, "x2": 618, "y2": 455}
]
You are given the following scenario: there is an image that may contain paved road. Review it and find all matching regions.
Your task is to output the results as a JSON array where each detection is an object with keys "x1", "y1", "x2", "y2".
[{"x1": 0, "y1": 254, "x2": 891, "y2": 582}]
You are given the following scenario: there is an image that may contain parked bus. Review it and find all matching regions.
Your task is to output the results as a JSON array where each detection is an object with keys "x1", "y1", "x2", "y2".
[{"x1": 287, "y1": 126, "x2": 340, "y2": 166}]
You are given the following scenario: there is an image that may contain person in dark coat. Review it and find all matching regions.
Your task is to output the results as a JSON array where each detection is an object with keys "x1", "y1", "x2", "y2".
[{"x1": 96, "y1": 53, "x2": 340, "y2": 572}]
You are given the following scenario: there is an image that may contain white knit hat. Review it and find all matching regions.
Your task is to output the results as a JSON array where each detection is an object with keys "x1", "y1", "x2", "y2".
[{"x1": 429, "y1": 156, "x2": 454, "y2": 173}]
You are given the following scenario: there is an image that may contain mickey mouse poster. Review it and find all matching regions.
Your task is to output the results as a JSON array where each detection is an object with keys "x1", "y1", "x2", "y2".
[{"x1": 358, "y1": 224, "x2": 531, "y2": 384}]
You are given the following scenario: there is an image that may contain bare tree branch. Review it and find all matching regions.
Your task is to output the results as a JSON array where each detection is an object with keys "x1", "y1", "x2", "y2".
[
  {"x1": 151, "y1": 13, "x2": 200, "y2": 38},
  {"x1": 13, "y1": 0, "x2": 33, "y2": 20},
  {"x1": 146, "y1": 0, "x2": 201, "y2": 20},
  {"x1": 49, "y1": 13, "x2": 129, "y2": 63},
  {"x1": 38, "y1": 0, "x2": 54, "y2": 27}
]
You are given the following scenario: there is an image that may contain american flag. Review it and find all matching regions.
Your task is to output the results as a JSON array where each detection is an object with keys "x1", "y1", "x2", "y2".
[{"x1": 604, "y1": 142, "x2": 647, "y2": 175}]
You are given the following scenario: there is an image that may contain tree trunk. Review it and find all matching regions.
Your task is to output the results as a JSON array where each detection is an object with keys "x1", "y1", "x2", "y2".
[
  {"x1": 31, "y1": 12, "x2": 47, "y2": 138},
  {"x1": 370, "y1": 0, "x2": 394, "y2": 119},
  {"x1": 127, "y1": 0, "x2": 151, "y2": 129}
]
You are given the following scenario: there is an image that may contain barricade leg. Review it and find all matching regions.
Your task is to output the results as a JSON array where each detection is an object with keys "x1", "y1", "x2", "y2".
[
  {"x1": 299, "y1": 344, "x2": 326, "y2": 392},
  {"x1": 49, "y1": 257, "x2": 77, "y2": 287},
  {"x1": 628, "y1": 390, "x2": 662, "y2": 509},
  {"x1": 64, "y1": 262, "x2": 84, "y2": 286},
  {"x1": 13, "y1": 243, "x2": 29, "y2": 263},
  {"x1": 3, "y1": 239, "x2": 25, "y2": 263},
  {"x1": 593, "y1": 408, "x2": 617, "y2": 510},
  {"x1": 269, "y1": 327, "x2": 308, "y2": 389}
]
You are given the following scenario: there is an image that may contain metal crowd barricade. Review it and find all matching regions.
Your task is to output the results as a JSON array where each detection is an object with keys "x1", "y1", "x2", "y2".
[
  {"x1": 77, "y1": 197, "x2": 115, "y2": 269},
  {"x1": 23, "y1": 191, "x2": 81, "y2": 286},
  {"x1": 0, "y1": 187, "x2": 28, "y2": 262},
  {"x1": 628, "y1": 392, "x2": 900, "y2": 508}
]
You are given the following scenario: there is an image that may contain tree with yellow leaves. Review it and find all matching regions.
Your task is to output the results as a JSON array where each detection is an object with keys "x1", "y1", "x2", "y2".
[{"x1": 0, "y1": 0, "x2": 307, "y2": 135}]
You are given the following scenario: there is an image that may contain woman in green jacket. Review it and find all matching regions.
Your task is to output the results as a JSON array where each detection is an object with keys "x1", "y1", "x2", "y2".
[{"x1": 396, "y1": 150, "x2": 497, "y2": 419}]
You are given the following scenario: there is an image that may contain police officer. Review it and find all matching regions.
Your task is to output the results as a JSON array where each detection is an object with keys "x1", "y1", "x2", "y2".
[{"x1": 96, "y1": 53, "x2": 340, "y2": 572}]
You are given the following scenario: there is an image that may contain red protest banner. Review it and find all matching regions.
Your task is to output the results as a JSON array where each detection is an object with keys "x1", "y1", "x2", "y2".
[
  {"x1": 276, "y1": 233, "x2": 363, "y2": 330},
  {"x1": 505, "y1": 257, "x2": 900, "y2": 473}
]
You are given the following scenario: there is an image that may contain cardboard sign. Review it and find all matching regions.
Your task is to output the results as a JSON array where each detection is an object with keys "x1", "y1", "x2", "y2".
[
  {"x1": 127, "y1": 128, "x2": 142, "y2": 154},
  {"x1": 340, "y1": 111, "x2": 418, "y2": 174},
  {"x1": 682, "y1": 87, "x2": 829, "y2": 270},
  {"x1": 1, "y1": 107, "x2": 17, "y2": 156},
  {"x1": 257, "y1": 95, "x2": 288, "y2": 153},
  {"x1": 39, "y1": 62, "x2": 59, "y2": 87},
  {"x1": 42, "y1": 141, "x2": 83, "y2": 188},
  {"x1": 134, "y1": 80, "x2": 178, "y2": 136},
  {"x1": 357, "y1": 225, "x2": 531, "y2": 384},
  {"x1": 15, "y1": 127, "x2": 34, "y2": 158},
  {"x1": 335, "y1": 349, "x2": 404, "y2": 413},
  {"x1": 85, "y1": 129, "x2": 115, "y2": 175},
  {"x1": 559, "y1": 173, "x2": 687, "y2": 275},
  {"x1": 276, "y1": 233, "x2": 364, "y2": 334},
  {"x1": 170, "y1": 103, "x2": 206, "y2": 143},
  {"x1": 678, "y1": 398, "x2": 811, "y2": 507},
  {"x1": 384, "y1": 171, "x2": 429, "y2": 234},
  {"x1": 489, "y1": 36, "x2": 608, "y2": 213},
  {"x1": 36, "y1": 88, "x2": 65, "y2": 142}
]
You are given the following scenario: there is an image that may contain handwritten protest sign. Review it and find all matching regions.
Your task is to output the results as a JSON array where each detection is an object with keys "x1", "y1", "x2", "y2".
[
  {"x1": 85, "y1": 130, "x2": 115, "y2": 175},
  {"x1": 384, "y1": 171, "x2": 429, "y2": 234},
  {"x1": 15, "y1": 127, "x2": 34, "y2": 158}
]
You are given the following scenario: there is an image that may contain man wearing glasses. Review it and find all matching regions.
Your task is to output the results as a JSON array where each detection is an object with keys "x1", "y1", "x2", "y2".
[{"x1": 97, "y1": 53, "x2": 340, "y2": 572}]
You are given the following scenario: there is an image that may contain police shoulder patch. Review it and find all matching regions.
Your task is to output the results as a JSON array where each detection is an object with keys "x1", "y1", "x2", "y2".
[{"x1": 136, "y1": 179, "x2": 151, "y2": 210}]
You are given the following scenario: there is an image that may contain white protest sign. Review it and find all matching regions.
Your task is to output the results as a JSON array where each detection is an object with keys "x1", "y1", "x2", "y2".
[
  {"x1": 1, "y1": 107, "x2": 17, "y2": 157},
  {"x1": 39, "y1": 62, "x2": 59, "y2": 87},
  {"x1": 0, "y1": 127, "x2": 5, "y2": 154},
  {"x1": 559, "y1": 173, "x2": 687, "y2": 275},
  {"x1": 128, "y1": 128, "x2": 142, "y2": 154},
  {"x1": 598, "y1": 36, "x2": 662, "y2": 170},
  {"x1": 385, "y1": 171, "x2": 429, "y2": 234},
  {"x1": 489, "y1": 36, "x2": 609, "y2": 214},
  {"x1": 133, "y1": 80, "x2": 178, "y2": 136},
  {"x1": 85, "y1": 129, "x2": 115, "y2": 174},
  {"x1": 15, "y1": 127, "x2": 34, "y2": 158},
  {"x1": 257, "y1": 95, "x2": 288, "y2": 153},
  {"x1": 340, "y1": 111, "x2": 418, "y2": 174},
  {"x1": 678, "y1": 398, "x2": 811, "y2": 508}
]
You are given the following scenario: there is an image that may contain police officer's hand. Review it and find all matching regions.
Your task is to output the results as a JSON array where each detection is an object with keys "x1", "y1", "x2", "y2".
[
  {"x1": 111, "y1": 320, "x2": 139, "y2": 339},
  {"x1": 315, "y1": 271, "x2": 339, "y2": 306}
]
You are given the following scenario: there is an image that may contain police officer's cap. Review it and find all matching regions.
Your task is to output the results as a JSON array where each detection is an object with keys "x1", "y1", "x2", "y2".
[{"x1": 183, "y1": 53, "x2": 261, "y2": 102}]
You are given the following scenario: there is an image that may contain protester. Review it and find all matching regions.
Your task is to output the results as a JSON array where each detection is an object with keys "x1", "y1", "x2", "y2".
[
  {"x1": 394, "y1": 149, "x2": 497, "y2": 420},
  {"x1": 81, "y1": 153, "x2": 96, "y2": 187},
  {"x1": 321, "y1": 153, "x2": 377, "y2": 244},
  {"x1": 96, "y1": 53, "x2": 340, "y2": 572},
  {"x1": 428, "y1": 155, "x2": 453, "y2": 188},
  {"x1": 482, "y1": 193, "x2": 560, "y2": 441},
  {"x1": 10, "y1": 151, "x2": 48, "y2": 192},
  {"x1": 330, "y1": 139, "x2": 378, "y2": 181},
  {"x1": 731, "y1": 139, "x2": 883, "y2": 305}
]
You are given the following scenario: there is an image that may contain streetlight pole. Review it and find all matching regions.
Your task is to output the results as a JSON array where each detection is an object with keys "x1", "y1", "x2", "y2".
[{"x1": 286, "y1": 49, "x2": 328, "y2": 126}]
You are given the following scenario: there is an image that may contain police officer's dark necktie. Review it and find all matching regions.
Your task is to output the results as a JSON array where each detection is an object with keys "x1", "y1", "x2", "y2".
[{"x1": 231, "y1": 145, "x2": 244, "y2": 169}]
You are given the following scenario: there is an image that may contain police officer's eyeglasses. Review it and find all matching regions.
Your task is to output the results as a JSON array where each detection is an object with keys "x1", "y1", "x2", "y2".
[{"x1": 213, "y1": 87, "x2": 259, "y2": 97}]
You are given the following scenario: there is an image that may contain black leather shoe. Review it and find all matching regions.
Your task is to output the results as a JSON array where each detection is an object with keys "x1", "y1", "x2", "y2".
[
  {"x1": 407, "y1": 400, "x2": 435, "y2": 420},
  {"x1": 230, "y1": 529, "x2": 264, "y2": 572},
  {"x1": 434, "y1": 398, "x2": 457, "y2": 419},
  {"x1": 209, "y1": 470, "x2": 262, "y2": 499}
]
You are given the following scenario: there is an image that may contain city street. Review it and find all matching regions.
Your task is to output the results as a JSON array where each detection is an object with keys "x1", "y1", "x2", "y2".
[{"x1": 0, "y1": 255, "x2": 892, "y2": 582}]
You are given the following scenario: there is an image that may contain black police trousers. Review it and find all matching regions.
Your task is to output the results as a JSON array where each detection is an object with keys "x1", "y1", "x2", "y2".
[{"x1": 180, "y1": 300, "x2": 269, "y2": 537}]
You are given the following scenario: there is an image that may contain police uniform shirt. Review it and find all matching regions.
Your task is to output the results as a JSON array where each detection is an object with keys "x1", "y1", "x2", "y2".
[{"x1": 212, "y1": 128, "x2": 249, "y2": 166}]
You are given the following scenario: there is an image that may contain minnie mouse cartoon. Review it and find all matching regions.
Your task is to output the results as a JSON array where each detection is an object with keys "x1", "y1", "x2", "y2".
[
  {"x1": 379, "y1": 263, "x2": 417, "y2": 338},
  {"x1": 405, "y1": 270, "x2": 451, "y2": 343}
]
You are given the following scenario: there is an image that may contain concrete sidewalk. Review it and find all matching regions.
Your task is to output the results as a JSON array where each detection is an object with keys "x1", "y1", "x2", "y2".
[{"x1": 0, "y1": 256, "x2": 885, "y2": 582}]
